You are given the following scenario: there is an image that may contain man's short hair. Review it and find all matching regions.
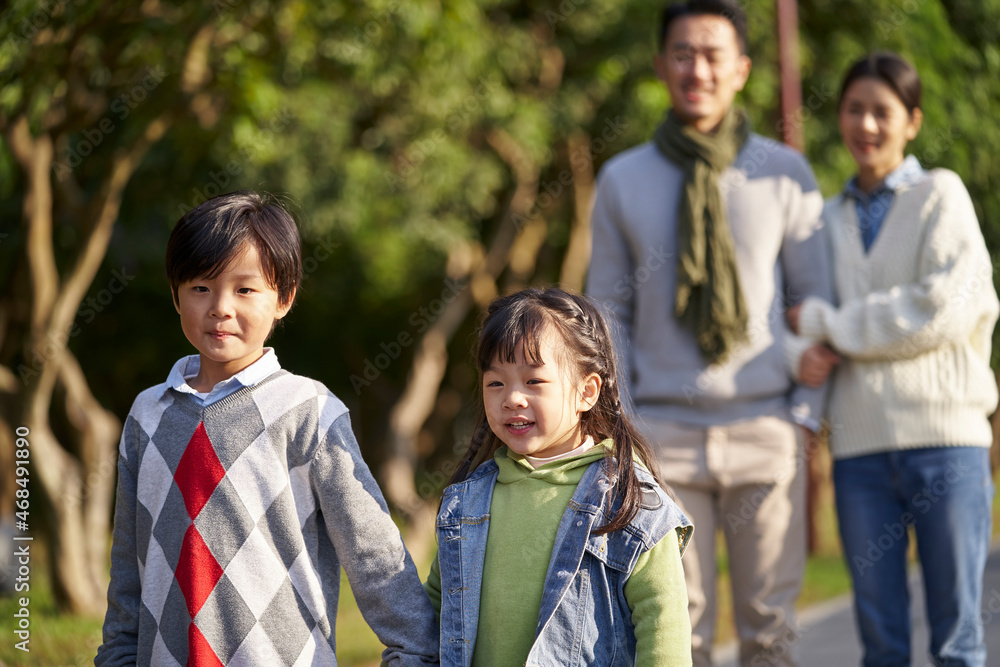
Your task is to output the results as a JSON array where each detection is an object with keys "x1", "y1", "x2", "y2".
[
  {"x1": 166, "y1": 190, "x2": 302, "y2": 307},
  {"x1": 658, "y1": 0, "x2": 748, "y2": 54}
]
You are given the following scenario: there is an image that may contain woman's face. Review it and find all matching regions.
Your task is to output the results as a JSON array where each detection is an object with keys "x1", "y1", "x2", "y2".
[{"x1": 838, "y1": 76, "x2": 922, "y2": 187}]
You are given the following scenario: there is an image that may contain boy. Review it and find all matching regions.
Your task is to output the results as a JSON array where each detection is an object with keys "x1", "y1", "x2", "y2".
[{"x1": 96, "y1": 191, "x2": 438, "y2": 666}]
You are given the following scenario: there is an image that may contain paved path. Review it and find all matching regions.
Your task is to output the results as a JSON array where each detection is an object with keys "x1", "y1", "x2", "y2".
[{"x1": 717, "y1": 541, "x2": 1000, "y2": 666}]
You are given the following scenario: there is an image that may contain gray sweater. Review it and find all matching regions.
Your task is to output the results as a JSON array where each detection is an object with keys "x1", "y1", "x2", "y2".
[
  {"x1": 587, "y1": 136, "x2": 832, "y2": 428},
  {"x1": 96, "y1": 369, "x2": 438, "y2": 666}
]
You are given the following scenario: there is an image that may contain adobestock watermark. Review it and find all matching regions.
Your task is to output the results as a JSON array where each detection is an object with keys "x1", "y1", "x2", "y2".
[
  {"x1": 980, "y1": 587, "x2": 1000, "y2": 628},
  {"x1": 877, "y1": 0, "x2": 926, "y2": 39},
  {"x1": 17, "y1": 267, "x2": 135, "y2": 384},
  {"x1": 545, "y1": 0, "x2": 589, "y2": 26},
  {"x1": 612, "y1": 245, "x2": 673, "y2": 300},
  {"x1": 774, "y1": 82, "x2": 836, "y2": 138},
  {"x1": 851, "y1": 458, "x2": 973, "y2": 577},
  {"x1": 176, "y1": 108, "x2": 295, "y2": 216},
  {"x1": 349, "y1": 277, "x2": 468, "y2": 394},
  {"x1": 404, "y1": 437, "x2": 472, "y2": 514},
  {"x1": 51, "y1": 66, "x2": 167, "y2": 181},
  {"x1": 4, "y1": 0, "x2": 67, "y2": 51},
  {"x1": 213, "y1": 0, "x2": 243, "y2": 17},
  {"x1": 508, "y1": 115, "x2": 629, "y2": 231},
  {"x1": 916, "y1": 123, "x2": 960, "y2": 165},
  {"x1": 11, "y1": 426, "x2": 32, "y2": 653},
  {"x1": 749, "y1": 623, "x2": 805, "y2": 667},
  {"x1": 720, "y1": 136, "x2": 785, "y2": 194},
  {"x1": 339, "y1": 2, "x2": 402, "y2": 55},
  {"x1": 681, "y1": 288, "x2": 805, "y2": 404},
  {"x1": 873, "y1": 256, "x2": 997, "y2": 360},
  {"x1": 384, "y1": 74, "x2": 504, "y2": 192},
  {"x1": 300, "y1": 234, "x2": 340, "y2": 281}
]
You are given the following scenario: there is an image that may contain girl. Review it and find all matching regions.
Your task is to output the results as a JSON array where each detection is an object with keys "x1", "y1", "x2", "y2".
[
  {"x1": 425, "y1": 287, "x2": 693, "y2": 666},
  {"x1": 787, "y1": 52, "x2": 997, "y2": 666}
]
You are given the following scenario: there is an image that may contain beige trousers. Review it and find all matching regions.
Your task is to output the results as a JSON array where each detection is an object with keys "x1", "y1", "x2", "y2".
[{"x1": 640, "y1": 414, "x2": 807, "y2": 667}]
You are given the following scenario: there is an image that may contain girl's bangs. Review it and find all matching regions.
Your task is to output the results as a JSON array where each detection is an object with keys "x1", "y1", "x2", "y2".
[{"x1": 477, "y1": 305, "x2": 552, "y2": 371}]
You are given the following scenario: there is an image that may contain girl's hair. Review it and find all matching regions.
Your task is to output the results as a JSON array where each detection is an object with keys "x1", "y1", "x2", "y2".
[
  {"x1": 450, "y1": 287, "x2": 660, "y2": 535},
  {"x1": 838, "y1": 51, "x2": 922, "y2": 114}
]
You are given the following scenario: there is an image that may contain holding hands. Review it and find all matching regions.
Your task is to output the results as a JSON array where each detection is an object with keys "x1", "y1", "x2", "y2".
[{"x1": 787, "y1": 302, "x2": 840, "y2": 388}]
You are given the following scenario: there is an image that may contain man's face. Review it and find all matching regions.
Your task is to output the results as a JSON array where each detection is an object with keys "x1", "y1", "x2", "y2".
[{"x1": 655, "y1": 14, "x2": 751, "y2": 134}]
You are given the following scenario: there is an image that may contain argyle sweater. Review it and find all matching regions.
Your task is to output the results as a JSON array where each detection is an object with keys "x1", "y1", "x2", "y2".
[{"x1": 96, "y1": 370, "x2": 438, "y2": 666}]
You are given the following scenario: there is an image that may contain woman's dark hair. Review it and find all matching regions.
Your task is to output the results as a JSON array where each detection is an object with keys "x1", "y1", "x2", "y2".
[
  {"x1": 838, "y1": 51, "x2": 922, "y2": 114},
  {"x1": 450, "y1": 287, "x2": 660, "y2": 535},
  {"x1": 166, "y1": 190, "x2": 302, "y2": 307},
  {"x1": 659, "y1": 0, "x2": 748, "y2": 54}
]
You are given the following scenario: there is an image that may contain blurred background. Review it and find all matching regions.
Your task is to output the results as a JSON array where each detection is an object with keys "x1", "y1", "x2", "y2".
[{"x1": 1, "y1": 0, "x2": 999, "y2": 664}]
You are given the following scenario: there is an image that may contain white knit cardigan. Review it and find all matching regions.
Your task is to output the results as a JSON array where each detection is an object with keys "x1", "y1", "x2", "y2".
[{"x1": 798, "y1": 168, "x2": 998, "y2": 459}]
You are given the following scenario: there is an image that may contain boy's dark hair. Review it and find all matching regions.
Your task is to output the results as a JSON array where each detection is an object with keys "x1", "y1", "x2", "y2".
[
  {"x1": 839, "y1": 51, "x2": 922, "y2": 115},
  {"x1": 450, "y1": 287, "x2": 661, "y2": 535},
  {"x1": 166, "y1": 191, "x2": 302, "y2": 307},
  {"x1": 658, "y1": 0, "x2": 748, "y2": 54}
]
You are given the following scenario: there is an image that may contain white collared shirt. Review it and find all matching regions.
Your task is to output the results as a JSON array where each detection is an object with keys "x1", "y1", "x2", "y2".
[{"x1": 158, "y1": 348, "x2": 281, "y2": 406}]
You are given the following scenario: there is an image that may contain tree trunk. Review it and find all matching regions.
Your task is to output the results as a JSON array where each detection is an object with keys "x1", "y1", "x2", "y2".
[
  {"x1": 559, "y1": 130, "x2": 595, "y2": 291},
  {"x1": 380, "y1": 128, "x2": 548, "y2": 556},
  {"x1": 0, "y1": 111, "x2": 170, "y2": 613}
]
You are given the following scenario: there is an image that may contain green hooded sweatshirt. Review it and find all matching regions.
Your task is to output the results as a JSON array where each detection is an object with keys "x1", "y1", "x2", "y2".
[{"x1": 425, "y1": 442, "x2": 692, "y2": 666}]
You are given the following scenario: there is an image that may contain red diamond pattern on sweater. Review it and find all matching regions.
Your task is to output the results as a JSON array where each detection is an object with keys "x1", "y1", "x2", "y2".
[
  {"x1": 188, "y1": 622, "x2": 225, "y2": 667},
  {"x1": 176, "y1": 524, "x2": 223, "y2": 617},
  {"x1": 175, "y1": 422, "x2": 226, "y2": 519},
  {"x1": 173, "y1": 422, "x2": 226, "y2": 664}
]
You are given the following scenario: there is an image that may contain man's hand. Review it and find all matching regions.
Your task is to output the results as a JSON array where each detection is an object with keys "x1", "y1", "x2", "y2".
[
  {"x1": 799, "y1": 344, "x2": 840, "y2": 387},
  {"x1": 786, "y1": 303, "x2": 803, "y2": 334}
]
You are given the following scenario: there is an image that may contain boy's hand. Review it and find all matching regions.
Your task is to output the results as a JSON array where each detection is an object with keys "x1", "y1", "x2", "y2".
[{"x1": 798, "y1": 344, "x2": 840, "y2": 388}]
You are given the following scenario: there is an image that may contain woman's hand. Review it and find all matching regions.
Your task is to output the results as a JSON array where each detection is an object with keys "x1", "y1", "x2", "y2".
[
  {"x1": 786, "y1": 303, "x2": 803, "y2": 335},
  {"x1": 799, "y1": 344, "x2": 841, "y2": 387}
]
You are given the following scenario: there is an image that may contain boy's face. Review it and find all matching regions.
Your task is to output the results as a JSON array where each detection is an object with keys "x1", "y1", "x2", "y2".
[{"x1": 174, "y1": 243, "x2": 292, "y2": 390}]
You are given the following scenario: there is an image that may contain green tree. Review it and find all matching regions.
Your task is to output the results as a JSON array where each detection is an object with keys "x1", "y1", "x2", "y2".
[
  {"x1": 0, "y1": 0, "x2": 304, "y2": 613},
  {"x1": 2, "y1": 0, "x2": 997, "y2": 620}
]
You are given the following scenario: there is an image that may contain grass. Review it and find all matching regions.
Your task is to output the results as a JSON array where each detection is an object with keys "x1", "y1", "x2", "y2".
[
  {"x1": 0, "y1": 569, "x2": 104, "y2": 667},
  {"x1": 2, "y1": 468, "x2": 998, "y2": 666}
]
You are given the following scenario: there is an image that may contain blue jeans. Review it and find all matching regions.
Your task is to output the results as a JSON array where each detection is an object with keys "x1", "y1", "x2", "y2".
[{"x1": 834, "y1": 446, "x2": 994, "y2": 667}]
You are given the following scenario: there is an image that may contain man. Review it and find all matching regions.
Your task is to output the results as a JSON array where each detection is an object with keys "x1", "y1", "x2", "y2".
[{"x1": 586, "y1": 2, "x2": 835, "y2": 665}]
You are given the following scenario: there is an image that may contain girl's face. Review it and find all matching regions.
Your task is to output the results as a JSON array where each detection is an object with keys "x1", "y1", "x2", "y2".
[
  {"x1": 482, "y1": 325, "x2": 601, "y2": 459},
  {"x1": 838, "y1": 76, "x2": 922, "y2": 190}
]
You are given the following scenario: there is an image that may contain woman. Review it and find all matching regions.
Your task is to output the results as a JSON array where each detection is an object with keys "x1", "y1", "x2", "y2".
[{"x1": 787, "y1": 52, "x2": 997, "y2": 667}]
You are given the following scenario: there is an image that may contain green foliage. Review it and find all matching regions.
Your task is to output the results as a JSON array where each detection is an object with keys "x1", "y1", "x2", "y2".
[
  {"x1": 799, "y1": 0, "x2": 1000, "y2": 251},
  {"x1": 3, "y1": 0, "x2": 998, "y2": 478},
  {"x1": 2, "y1": 0, "x2": 999, "y2": 624}
]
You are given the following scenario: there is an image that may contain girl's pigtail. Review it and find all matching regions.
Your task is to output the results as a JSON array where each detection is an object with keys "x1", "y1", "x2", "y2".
[
  {"x1": 592, "y1": 400, "x2": 658, "y2": 535},
  {"x1": 448, "y1": 414, "x2": 497, "y2": 486},
  {"x1": 587, "y1": 301, "x2": 661, "y2": 535}
]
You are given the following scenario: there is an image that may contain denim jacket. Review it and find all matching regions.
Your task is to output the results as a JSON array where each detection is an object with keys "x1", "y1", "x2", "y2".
[{"x1": 436, "y1": 455, "x2": 692, "y2": 667}]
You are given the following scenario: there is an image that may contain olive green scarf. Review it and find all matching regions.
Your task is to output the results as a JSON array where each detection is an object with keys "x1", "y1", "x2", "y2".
[{"x1": 654, "y1": 107, "x2": 750, "y2": 363}]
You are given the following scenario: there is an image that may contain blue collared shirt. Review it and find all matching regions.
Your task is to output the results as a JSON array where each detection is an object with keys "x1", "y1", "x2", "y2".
[
  {"x1": 158, "y1": 348, "x2": 281, "y2": 405},
  {"x1": 845, "y1": 155, "x2": 925, "y2": 253}
]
